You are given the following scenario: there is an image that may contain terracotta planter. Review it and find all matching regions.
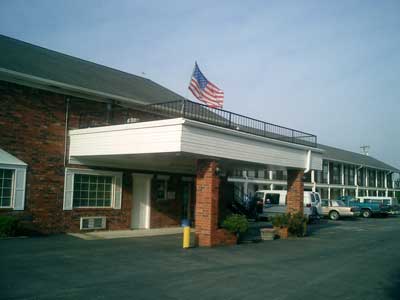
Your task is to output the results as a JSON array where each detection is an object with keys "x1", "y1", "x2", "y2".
[{"x1": 274, "y1": 226, "x2": 289, "y2": 239}]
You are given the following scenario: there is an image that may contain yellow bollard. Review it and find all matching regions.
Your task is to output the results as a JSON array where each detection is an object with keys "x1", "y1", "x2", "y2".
[{"x1": 183, "y1": 226, "x2": 190, "y2": 248}]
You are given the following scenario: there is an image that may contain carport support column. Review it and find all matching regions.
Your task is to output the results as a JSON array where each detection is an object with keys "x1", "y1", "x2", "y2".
[
  {"x1": 195, "y1": 159, "x2": 220, "y2": 247},
  {"x1": 286, "y1": 169, "x2": 304, "y2": 214}
]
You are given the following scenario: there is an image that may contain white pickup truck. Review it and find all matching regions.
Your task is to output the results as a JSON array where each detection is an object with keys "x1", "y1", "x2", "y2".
[{"x1": 254, "y1": 190, "x2": 322, "y2": 221}]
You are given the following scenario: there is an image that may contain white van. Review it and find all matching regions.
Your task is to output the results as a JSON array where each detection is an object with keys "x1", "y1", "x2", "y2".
[{"x1": 254, "y1": 190, "x2": 322, "y2": 221}]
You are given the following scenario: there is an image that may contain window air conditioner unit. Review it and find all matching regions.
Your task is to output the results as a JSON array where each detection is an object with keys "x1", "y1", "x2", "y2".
[
  {"x1": 127, "y1": 117, "x2": 140, "y2": 123},
  {"x1": 80, "y1": 216, "x2": 106, "y2": 230}
]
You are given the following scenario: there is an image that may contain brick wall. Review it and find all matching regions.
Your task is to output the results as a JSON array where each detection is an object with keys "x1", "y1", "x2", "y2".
[
  {"x1": 0, "y1": 81, "x2": 188, "y2": 233},
  {"x1": 286, "y1": 169, "x2": 304, "y2": 214},
  {"x1": 195, "y1": 159, "x2": 220, "y2": 247}
]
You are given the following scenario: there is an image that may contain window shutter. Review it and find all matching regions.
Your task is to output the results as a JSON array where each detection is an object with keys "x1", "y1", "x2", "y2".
[
  {"x1": 13, "y1": 167, "x2": 26, "y2": 210},
  {"x1": 63, "y1": 170, "x2": 74, "y2": 210},
  {"x1": 114, "y1": 174, "x2": 122, "y2": 209}
]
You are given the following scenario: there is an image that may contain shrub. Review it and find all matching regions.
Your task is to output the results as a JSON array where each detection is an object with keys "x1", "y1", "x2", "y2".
[
  {"x1": 271, "y1": 213, "x2": 289, "y2": 228},
  {"x1": 288, "y1": 212, "x2": 308, "y2": 237},
  {"x1": 0, "y1": 216, "x2": 20, "y2": 237},
  {"x1": 222, "y1": 214, "x2": 249, "y2": 234}
]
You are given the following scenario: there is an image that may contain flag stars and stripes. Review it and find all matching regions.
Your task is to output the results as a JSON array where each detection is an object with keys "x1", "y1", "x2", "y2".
[{"x1": 188, "y1": 62, "x2": 224, "y2": 109}]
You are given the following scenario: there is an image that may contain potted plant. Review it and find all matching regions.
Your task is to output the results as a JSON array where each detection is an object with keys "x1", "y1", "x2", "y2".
[
  {"x1": 288, "y1": 212, "x2": 308, "y2": 237},
  {"x1": 271, "y1": 214, "x2": 289, "y2": 239},
  {"x1": 222, "y1": 214, "x2": 249, "y2": 242}
]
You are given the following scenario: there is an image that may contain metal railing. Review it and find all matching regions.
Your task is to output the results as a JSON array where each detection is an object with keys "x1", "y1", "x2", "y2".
[
  {"x1": 146, "y1": 100, "x2": 317, "y2": 147},
  {"x1": 78, "y1": 99, "x2": 317, "y2": 147}
]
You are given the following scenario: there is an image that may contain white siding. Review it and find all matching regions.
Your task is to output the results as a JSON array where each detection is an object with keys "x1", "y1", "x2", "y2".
[
  {"x1": 311, "y1": 152, "x2": 323, "y2": 170},
  {"x1": 181, "y1": 124, "x2": 312, "y2": 169},
  {"x1": 69, "y1": 118, "x2": 323, "y2": 171},
  {"x1": 69, "y1": 119, "x2": 183, "y2": 157}
]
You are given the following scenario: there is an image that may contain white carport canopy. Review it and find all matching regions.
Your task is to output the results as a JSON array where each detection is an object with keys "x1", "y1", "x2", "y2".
[{"x1": 68, "y1": 118, "x2": 323, "y2": 173}]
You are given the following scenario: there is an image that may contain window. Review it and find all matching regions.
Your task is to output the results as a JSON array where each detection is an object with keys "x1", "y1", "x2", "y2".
[
  {"x1": 368, "y1": 169, "x2": 376, "y2": 187},
  {"x1": 315, "y1": 170, "x2": 323, "y2": 183},
  {"x1": 265, "y1": 193, "x2": 280, "y2": 205},
  {"x1": 330, "y1": 163, "x2": 341, "y2": 184},
  {"x1": 387, "y1": 173, "x2": 393, "y2": 188},
  {"x1": 317, "y1": 188, "x2": 328, "y2": 199},
  {"x1": 377, "y1": 171, "x2": 382, "y2": 187},
  {"x1": 247, "y1": 170, "x2": 256, "y2": 178},
  {"x1": 73, "y1": 174, "x2": 113, "y2": 208},
  {"x1": 357, "y1": 169, "x2": 365, "y2": 186},
  {"x1": 333, "y1": 200, "x2": 346, "y2": 207},
  {"x1": 330, "y1": 188, "x2": 341, "y2": 200},
  {"x1": 156, "y1": 179, "x2": 167, "y2": 201},
  {"x1": 345, "y1": 189, "x2": 356, "y2": 197},
  {"x1": 63, "y1": 168, "x2": 122, "y2": 210},
  {"x1": 0, "y1": 169, "x2": 14, "y2": 208},
  {"x1": 321, "y1": 200, "x2": 329, "y2": 207},
  {"x1": 322, "y1": 162, "x2": 329, "y2": 183},
  {"x1": 303, "y1": 172, "x2": 311, "y2": 183},
  {"x1": 348, "y1": 166, "x2": 355, "y2": 185},
  {"x1": 271, "y1": 170, "x2": 287, "y2": 181}
]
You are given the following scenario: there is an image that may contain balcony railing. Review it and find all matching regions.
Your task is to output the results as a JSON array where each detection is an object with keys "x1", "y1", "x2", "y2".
[{"x1": 78, "y1": 99, "x2": 317, "y2": 147}]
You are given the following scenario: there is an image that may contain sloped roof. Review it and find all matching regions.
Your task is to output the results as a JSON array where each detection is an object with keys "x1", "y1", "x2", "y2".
[
  {"x1": 318, "y1": 144, "x2": 400, "y2": 173},
  {"x1": 0, "y1": 34, "x2": 184, "y2": 104},
  {"x1": 0, "y1": 148, "x2": 27, "y2": 167}
]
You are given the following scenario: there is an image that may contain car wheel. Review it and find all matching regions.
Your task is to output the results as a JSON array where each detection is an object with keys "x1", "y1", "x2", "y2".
[
  {"x1": 362, "y1": 209, "x2": 372, "y2": 218},
  {"x1": 329, "y1": 210, "x2": 339, "y2": 221}
]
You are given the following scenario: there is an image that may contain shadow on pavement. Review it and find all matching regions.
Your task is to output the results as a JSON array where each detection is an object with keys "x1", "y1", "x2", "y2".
[
  {"x1": 307, "y1": 219, "x2": 341, "y2": 235},
  {"x1": 386, "y1": 270, "x2": 400, "y2": 299}
]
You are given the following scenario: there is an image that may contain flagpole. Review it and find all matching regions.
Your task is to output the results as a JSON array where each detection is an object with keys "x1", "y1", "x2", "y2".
[
  {"x1": 182, "y1": 62, "x2": 197, "y2": 116},
  {"x1": 186, "y1": 61, "x2": 196, "y2": 101}
]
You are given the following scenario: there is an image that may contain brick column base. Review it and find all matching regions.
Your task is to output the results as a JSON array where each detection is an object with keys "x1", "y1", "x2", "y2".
[
  {"x1": 195, "y1": 159, "x2": 220, "y2": 247},
  {"x1": 287, "y1": 169, "x2": 304, "y2": 214}
]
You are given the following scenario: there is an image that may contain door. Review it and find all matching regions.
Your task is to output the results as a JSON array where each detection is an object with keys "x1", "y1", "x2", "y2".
[
  {"x1": 131, "y1": 174, "x2": 152, "y2": 229},
  {"x1": 182, "y1": 182, "x2": 192, "y2": 222}
]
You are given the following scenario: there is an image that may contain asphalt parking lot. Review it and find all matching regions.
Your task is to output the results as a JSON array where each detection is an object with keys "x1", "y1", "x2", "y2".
[{"x1": 1, "y1": 216, "x2": 399, "y2": 300}]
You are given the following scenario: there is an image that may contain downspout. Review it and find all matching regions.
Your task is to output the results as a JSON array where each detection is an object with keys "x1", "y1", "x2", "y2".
[
  {"x1": 63, "y1": 97, "x2": 70, "y2": 167},
  {"x1": 304, "y1": 150, "x2": 312, "y2": 173}
]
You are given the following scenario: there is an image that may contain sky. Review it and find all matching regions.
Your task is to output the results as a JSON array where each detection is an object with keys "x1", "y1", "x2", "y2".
[{"x1": 0, "y1": 0, "x2": 399, "y2": 168}]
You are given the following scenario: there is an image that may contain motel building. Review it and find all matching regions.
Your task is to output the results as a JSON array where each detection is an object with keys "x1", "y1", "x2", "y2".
[
  {"x1": 0, "y1": 35, "x2": 399, "y2": 246},
  {"x1": 229, "y1": 143, "x2": 400, "y2": 201}
]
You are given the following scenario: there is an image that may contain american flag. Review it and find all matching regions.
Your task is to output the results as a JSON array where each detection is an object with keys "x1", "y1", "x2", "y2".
[{"x1": 188, "y1": 62, "x2": 224, "y2": 108}]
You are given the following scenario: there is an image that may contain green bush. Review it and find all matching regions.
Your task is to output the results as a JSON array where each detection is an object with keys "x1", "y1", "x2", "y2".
[
  {"x1": 288, "y1": 212, "x2": 308, "y2": 237},
  {"x1": 222, "y1": 214, "x2": 249, "y2": 234},
  {"x1": 271, "y1": 213, "x2": 289, "y2": 228},
  {"x1": 0, "y1": 216, "x2": 19, "y2": 237},
  {"x1": 272, "y1": 212, "x2": 307, "y2": 237}
]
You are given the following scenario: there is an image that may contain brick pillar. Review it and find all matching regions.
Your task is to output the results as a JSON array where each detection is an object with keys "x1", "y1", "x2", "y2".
[
  {"x1": 195, "y1": 159, "x2": 220, "y2": 247},
  {"x1": 287, "y1": 169, "x2": 304, "y2": 214}
]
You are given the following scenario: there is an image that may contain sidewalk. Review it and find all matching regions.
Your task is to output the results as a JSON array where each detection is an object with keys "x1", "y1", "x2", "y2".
[{"x1": 68, "y1": 227, "x2": 195, "y2": 240}]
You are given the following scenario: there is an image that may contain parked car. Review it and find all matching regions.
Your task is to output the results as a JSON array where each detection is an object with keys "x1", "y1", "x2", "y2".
[
  {"x1": 338, "y1": 196, "x2": 391, "y2": 218},
  {"x1": 321, "y1": 199, "x2": 360, "y2": 220},
  {"x1": 358, "y1": 196, "x2": 400, "y2": 215},
  {"x1": 254, "y1": 190, "x2": 321, "y2": 222}
]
